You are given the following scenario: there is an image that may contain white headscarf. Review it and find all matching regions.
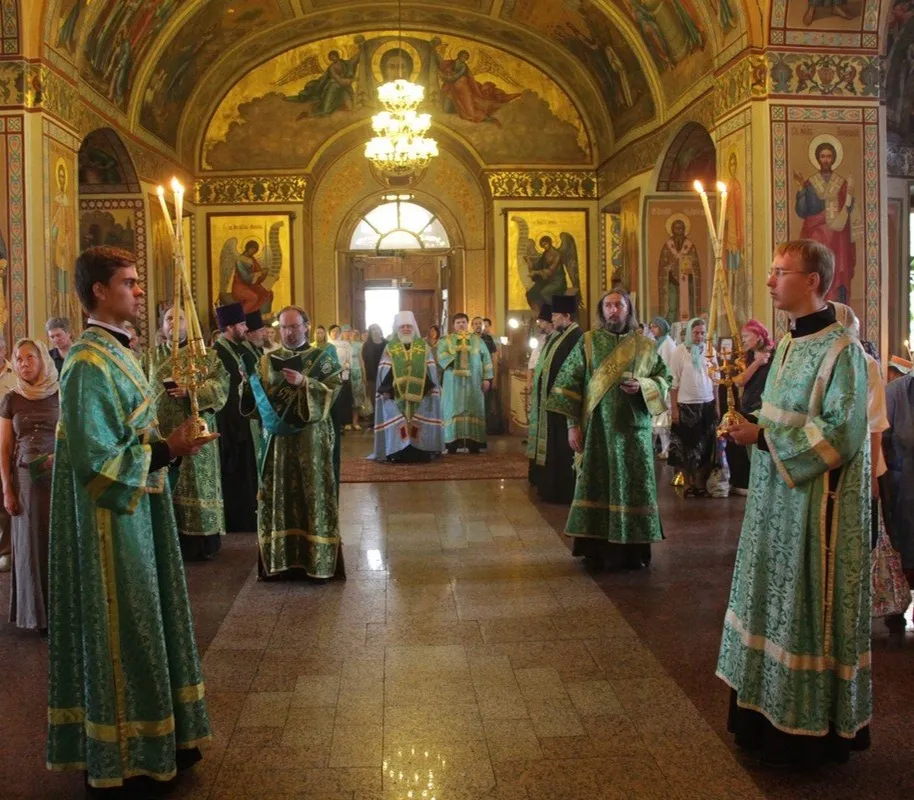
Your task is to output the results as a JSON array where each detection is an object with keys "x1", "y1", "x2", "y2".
[
  {"x1": 13, "y1": 339, "x2": 60, "y2": 401},
  {"x1": 830, "y1": 301, "x2": 860, "y2": 340},
  {"x1": 393, "y1": 311, "x2": 419, "y2": 341}
]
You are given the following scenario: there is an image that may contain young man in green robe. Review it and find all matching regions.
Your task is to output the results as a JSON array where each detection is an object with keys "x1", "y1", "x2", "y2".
[
  {"x1": 721, "y1": 239, "x2": 871, "y2": 766},
  {"x1": 437, "y1": 312, "x2": 494, "y2": 454},
  {"x1": 242, "y1": 305, "x2": 344, "y2": 580},
  {"x1": 526, "y1": 303, "x2": 554, "y2": 484},
  {"x1": 146, "y1": 305, "x2": 230, "y2": 561},
  {"x1": 48, "y1": 246, "x2": 212, "y2": 791},
  {"x1": 547, "y1": 289, "x2": 670, "y2": 569}
]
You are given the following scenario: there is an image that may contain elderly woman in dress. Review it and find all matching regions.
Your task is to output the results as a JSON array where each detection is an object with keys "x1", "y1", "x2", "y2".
[{"x1": 0, "y1": 340, "x2": 59, "y2": 632}]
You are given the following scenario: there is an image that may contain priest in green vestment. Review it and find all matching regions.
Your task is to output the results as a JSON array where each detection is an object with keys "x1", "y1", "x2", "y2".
[
  {"x1": 720, "y1": 240, "x2": 871, "y2": 766},
  {"x1": 146, "y1": 306, "x2": 230, "y2": 561},
  {"x1": 526, "y1": 303, "x2": 554, "y2": 484},
  {"x1": 244, "y1": 310, "x2": 269, "y2": 463},
  {"x1": 437, "y1": 312, "x2": 494, "y2": 454},
  {"x1": 546, "y1": 289, "x2": 670, "y2": 569},
  {"x1": 48, "y1": 246, "x2": 212, "y2": 790},
  {"x1": 241, "y1": 305, "x2": 344, "y2": 580}
]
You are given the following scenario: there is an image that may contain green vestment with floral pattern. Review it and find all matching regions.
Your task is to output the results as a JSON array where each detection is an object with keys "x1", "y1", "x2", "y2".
[
  {"x1": 437, "y1": 332, "x2": 494, "y2": 446},
  {"x1": 546, "y1": 329, "x2": 670, "y2": 543},
  {"x1": 146, "y1": 344, "x2": 230, "y2": 538},
  {"x1": 47, "y1": 328, "x2": 210, "y2": 788},
  {"x1": 244, "y1": 345, "x2": 343, "y2": 578},
  {"x1": 716, "y1": 323, "x2": 871, "y2": 738}
]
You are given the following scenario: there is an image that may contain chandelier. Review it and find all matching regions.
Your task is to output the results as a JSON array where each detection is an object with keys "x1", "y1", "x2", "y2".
[{"x1": 364, "y1": 2, "x2": 438, "y2": 174}]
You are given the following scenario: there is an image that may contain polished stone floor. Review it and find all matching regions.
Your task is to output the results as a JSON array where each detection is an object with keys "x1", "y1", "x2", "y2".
[{"x1": 1, "y1": 434, "x2": 912, "y2": 799}]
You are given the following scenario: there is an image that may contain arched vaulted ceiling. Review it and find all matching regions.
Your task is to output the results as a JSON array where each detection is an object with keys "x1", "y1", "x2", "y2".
[{"x1": 40, "y1": 0, "x2": 759, "y2": 168}]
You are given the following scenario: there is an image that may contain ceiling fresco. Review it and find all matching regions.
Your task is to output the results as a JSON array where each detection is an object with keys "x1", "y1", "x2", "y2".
[
  {"x1": 41, "y1": 0, "x2": 757, "y2": 164},
  {"x1": 202, "y1": 30, "x2": 592, "y2": 170}
]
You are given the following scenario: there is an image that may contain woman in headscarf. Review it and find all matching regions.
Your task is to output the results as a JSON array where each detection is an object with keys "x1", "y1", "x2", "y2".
[
  {"x1": 313, "y1": 325, "x2": 330, "y2": 349},
  {"x1": 360, "y1": 324, "x2": 387, "y2": 417},
  {"x1": 726, "y1": 320, "x2": 774, "y2": 495},
  {"x1": 650, "y1": 317, "x2": 676, "y2": 459},
  {"x1": 668, "y1": 317, "x2": 719, "y2": 496},
  {"x1": 0, "y1": 340, "x2": 59, "y2": 632}
]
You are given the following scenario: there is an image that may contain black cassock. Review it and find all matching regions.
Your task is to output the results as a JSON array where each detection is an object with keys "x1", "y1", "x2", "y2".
[
  {"x1": 214, "y1": 338, "x2": 259, "y2": 533},
  {"x1": 535, "y1": 324, "x2": 583, "y2": 504}
]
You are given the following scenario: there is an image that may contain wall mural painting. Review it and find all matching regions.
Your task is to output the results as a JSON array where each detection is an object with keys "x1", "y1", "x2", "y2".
[
  {"x1": 56, "y1": 0, "x2": 87, "y2": 54},
  {"x1": 784, "y1": 0, "x2": 862, "y2": 29},
  {"x1": 47, "y1": 141, "x2": 80, "y2": 326},
  {"x1": 619, "y1": 189, "x2": 641, "y2": 296},
  {"x1": 787, "y1": 124, "x2": 863, "y2": 308},
  {"x1": 78, "y1": 128, "x2": 141, "y2": 194},
  {"x1": 507, "y1": 210, "x2": 588, "y2": 314},
  {"x1": 207, "y1": 213, "x2": 292, "y2": 316},
  {"x1": 500, "y1": 0, "x2": 655, "y2": 139},
  {"x1": 605, "y1": 212, "x2": 622, "y2": 291},
  {"x1": 886, "y1": 198, "x2": 906, "y2": 349},
  {"x1": 139, "y1": 0, "x2": 284, "y2": 148},
  {"x1": 80, "y1": 205, "x2": 137, "y2": 252},
  {"x1": 644, "y1": 197, "x2": 710, "y2": 324},
  {"x1": 80, "y1": 0, "x2": 189, "y2": 108},
  {"x1": 717, "y1": 129, "x2": 749, "y2": 324},
  {"x1": 150, "y1": 196, "x2": 192, "y2": 314},
  {"x1": 203, "y1": 31, "x2": 590, "y2": 170},
  {"x1": 657, "y1": 123, "x2": 716, "y2": 191},
  {"x1": 887, "y1": 0, "x2": 914, "y2": 150},
  {"x1": 0, "y1": 133, "x2": 9, "y2": 342}
]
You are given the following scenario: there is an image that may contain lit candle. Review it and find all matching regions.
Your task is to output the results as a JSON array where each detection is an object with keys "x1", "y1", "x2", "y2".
[
  {"x1": 693, "y1": 179, "x2": 716, "y2": 242},
  {"x1": 716, "y1": 181, "x2": 728, "y2": 245},
  {"x1": 156, "y1": 186, "x2": 175, "y2": 238},
  {"x1": 170, "y1": 178, "x2": 184, "y2": 242}
]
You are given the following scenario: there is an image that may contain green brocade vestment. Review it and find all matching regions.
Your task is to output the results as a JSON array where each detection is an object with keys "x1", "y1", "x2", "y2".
[
  {"x1": 546, "y1": 330, "x2": 670, "y2": 544},
  {"x1": 145, "y1": 344, "x2": 230, "y2": 538},
  {"x1": 48, "y1": 329, "x2": 210, "y2": 788},
  {"x1": 525, "y1": 331, "x2": 556, "y2": 461},
  {"x1": 716, "y1": 323, "x2": 872, "y2": 738},
  {"x1": 437, "y1": 332, "x2": 494, "y2": 446},
  {"x1": 245, "y1": 345, "x2": 343, "y2": 578}
]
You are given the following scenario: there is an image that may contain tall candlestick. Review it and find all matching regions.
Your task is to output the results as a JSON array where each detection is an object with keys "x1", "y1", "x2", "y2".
[
  {"x1": 171, "y1": 178, "x2": 184, "y2": 238},
  {"x1": 693, "y1": 180, "x2": 716, "y2": 248},
  {"x1": 156, "y1": 186, "x2": 175, "y2": 238},
  {"x1": 716, "y1": 181, "x2": 728, "y2": 247}
]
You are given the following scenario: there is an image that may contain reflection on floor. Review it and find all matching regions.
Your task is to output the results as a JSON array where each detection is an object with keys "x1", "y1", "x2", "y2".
[{"x1": 0, "y1": 435, "x2": 911, "y2": 799}]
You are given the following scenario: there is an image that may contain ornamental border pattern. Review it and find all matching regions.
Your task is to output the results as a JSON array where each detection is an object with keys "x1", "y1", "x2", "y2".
[
  {"x1": 2, "y1": 114, "x2": 25, "y2": 341},
  {"x1": 770, "y1": 0, "x2": 880, "y2": 47},
  {"x1": 79, "y1": 199, "x2": 149, "y2": 335},
  {"x1": 770, "y1": 105, "x2": 880, "y2": 342},
  {"x1": 486, "y1": 171, "x2": 598, "y2": 200},
  {"x1": 0, "y1": 0, "x2": 18, "y2": 55},
  {"x1": 194, "y1": 175, "x2": 309, "y2": 204}
]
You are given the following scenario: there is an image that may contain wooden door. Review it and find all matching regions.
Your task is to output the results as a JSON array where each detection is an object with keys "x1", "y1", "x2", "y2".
[
  {"x1": 349, "y1": 258, "x2": 366, "y2": 331},
  {"x1": 399, "y1": 289, "x2": 437, "y2": 337}
]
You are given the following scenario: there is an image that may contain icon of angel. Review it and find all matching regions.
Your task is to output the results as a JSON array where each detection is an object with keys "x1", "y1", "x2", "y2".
[
  {"x1": 513, "y1": 216, "x2": 581, "y2": 311},
  {"x1": 219, "y1": 221, "x2": 284, "y2": 314}
]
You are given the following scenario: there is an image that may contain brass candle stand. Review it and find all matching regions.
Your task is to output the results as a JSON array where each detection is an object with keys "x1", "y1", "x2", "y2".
[
  {"x1": 693, "y1": 180, "x2": 746, "y2": 438},
  {"x1": 157, "y1": 179, "x2": 215, "y2": 443}
]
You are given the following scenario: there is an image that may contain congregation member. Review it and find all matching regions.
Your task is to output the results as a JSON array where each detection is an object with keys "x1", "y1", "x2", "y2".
[
  {"x1": 347, "y1": 327, "x2": 372, "y2": 421},
  {"x1": 425, "y1": 324, "x2": 441, "y2": 357},
  {"x1": 437, "y1": 312, "x2": 493, "y2": 454},
  {"x1": 525, "y1": 304, "x2": 553, "y2": 483},
  {"x1": 883, "y1": 353, "x2": 914, "y2": 610},
  {"x1": 668, "y1": 317, "x2": 719, "y2": 497},
  {"x1": 45, "y1": 317, "x2": 73, "y2": 374},
  {"x1": 373, "y1": 311, "x2": 443, "y2": 463},
  {"x1": 726, "y1": 320, "x2": 774, "y2": 495},
  {"x1": 0, "y1": 336, "x2": 15, "y2": 573},
  {"x1": 720, "y1": 240, "x2": 871, "y2": 767},
  {"x1": 530, "y1": 295, "x2": 582, "y2": 503},
  {"x1": 361, "y1": 324, "x2": 387, "y2": 406},
  {"x1": 147, "y1": 305, "x2": 230, "y2": 561},
  {"x1": 649, "y1": 317, "x2": 676, "y2": 459},
  {"x1": 328, "y1": 324, "x2": 359, "y2": 431},
  {"x1": 213, "y1": 302, "x2": 258, "y2": 533},
  {"x1": 48, "y1": 246, "x2": 211, "y2": 791},
  {"x1": 548, "y1": 289, "x2": 670, "y2": 570},
  {"x1": 313, "y1": 325, "x2": 329, "y2": 348},
  {"x1": 0, "y1": 340, "x2": 58, "y2": 631},
  {"x1": 475, "y1": 316, "x2": 504, "y2": 436},
  {"x1": 241, "y1": 306, "x2": 344, "y2": 579}
]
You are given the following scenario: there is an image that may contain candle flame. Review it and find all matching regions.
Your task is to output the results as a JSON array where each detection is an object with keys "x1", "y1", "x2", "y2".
[
  {"x1": 716, "y1": 181, "x2": 727, "y2": 194},
  {"x1": 693, "y1": 179, "x2": 704, "y2": 193},
  {"x1": 170, "y1": 176, "x2": 184, "y2": 194},
  {"x1": 156, "y1": 185, "x2": 165, "y2": 197}
]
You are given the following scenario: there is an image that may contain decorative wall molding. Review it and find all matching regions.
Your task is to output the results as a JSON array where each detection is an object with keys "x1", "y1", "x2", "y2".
[
  {"x1": 0, "y1": 0, "x2": 19, "y2": 55},
  {"x1": 767, "y1": 53, "x2": 880, "y2": 98},
  {"x1": 486, "y1": 171, "x2": 597, "y2": 200},
  {"x1": 1, "y1": 114, "x2": 26, "y2": 342},
  {"x1": 194, "y1": 175, "x2": 309, "y2": 205},
  {"x1": 715, "y1": 54, "x2": 767, "y2": 117}
]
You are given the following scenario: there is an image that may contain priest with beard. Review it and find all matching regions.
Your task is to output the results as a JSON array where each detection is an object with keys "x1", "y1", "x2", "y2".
[
  {"x1": 373, "y1": 311, "x2": 444, "y2": 463},
  {"x1": 241, "y1": 305, "x2": 344, "y2": 580},
  {"x1": 531, "y1": 295, "x2": 582, "y2": 503},
  {"x1": 212, "y1": 302, "x2": 258, "y2": 533},
  {"x1": 547, "y1": 289, "x2": 671, "y2": 570}
]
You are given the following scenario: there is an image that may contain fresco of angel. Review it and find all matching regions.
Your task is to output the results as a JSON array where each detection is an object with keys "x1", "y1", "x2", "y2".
[
  {"x1": 279, "y1": 36, "x2": 365, "y2": 119},
  {"x1": 219, "y1": 222, "x2": 284, "y2": 314},
  {"x1": 514, "y1": 222, "x2": 581, "y2": 311}
]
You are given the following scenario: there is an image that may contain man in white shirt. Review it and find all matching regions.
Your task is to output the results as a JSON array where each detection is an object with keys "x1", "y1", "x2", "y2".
[
  {"x1": 0, "y1": 335, "x2": 12, "y2": 571},
  {"x1": 668, "y1": 317, "x2": 719, "y2": 496}
]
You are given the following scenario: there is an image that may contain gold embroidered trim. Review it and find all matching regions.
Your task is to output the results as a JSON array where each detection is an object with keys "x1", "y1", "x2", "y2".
[
  {"x1": 761, "y1": 401, "x2": 807, "y2": 427},
  {"x1": 571, "y1": 499, "x2": 656, "y2": 515},
  {"x1": 554, "y1": 387, "x2": 582, "y2": 401},
  {"x1": 723, "y1": 609, "x2": 870, "y2": 680},
  {"x1": 48, "y1": 706, "x2": 85, "y2": 725},
  {"x1": 808, "y1": 332, "x2": 851, "y2": 418},
  {"x1": 85, "y1": 716, "x2": 176, "y2": 743},
  {"x1": 174, "y1": 682, "x2": 206, "y2": 704},
  {"x1": 807, "y1": 424, "x2": 842, "y2": 469},
  {"x1": 268, "y1": 528, "x2": 340, "y2": 544},
  {"x1": 764, "y1": 429, "x2": 795, "y2": 489}
]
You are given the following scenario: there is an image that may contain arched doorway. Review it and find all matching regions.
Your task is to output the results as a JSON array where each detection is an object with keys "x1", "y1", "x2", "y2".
[{"x1": 344, "y1": 196, "x2": 452, "y2": 337}]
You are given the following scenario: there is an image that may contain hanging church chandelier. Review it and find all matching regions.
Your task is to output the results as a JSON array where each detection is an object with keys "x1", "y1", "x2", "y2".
[{"x1": 364, "y1": 1, "x2": 438, "y2": 174}]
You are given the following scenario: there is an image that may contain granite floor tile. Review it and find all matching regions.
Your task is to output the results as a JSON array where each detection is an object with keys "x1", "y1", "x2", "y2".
[
  {"x1": 526, "y1": 698, "x2": 586, "y2": 738},
  {"x1": 484, "y1": 718, "x2": 544, "y2": 762},
  {"x1": 236, "y1": 691, "x2": 293, "y2": 728},
  {"x1": 329, "y1": 723, "x2": 383, "y2": 768}
]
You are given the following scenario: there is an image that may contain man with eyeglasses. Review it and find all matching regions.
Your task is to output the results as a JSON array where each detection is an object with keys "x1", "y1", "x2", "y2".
[
  {"x1": 241, "y1": 305, "x2": 344, "y2": 580},
  {"x1": 717, "y1": 239, "x2": 871, "y2": 767}
]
